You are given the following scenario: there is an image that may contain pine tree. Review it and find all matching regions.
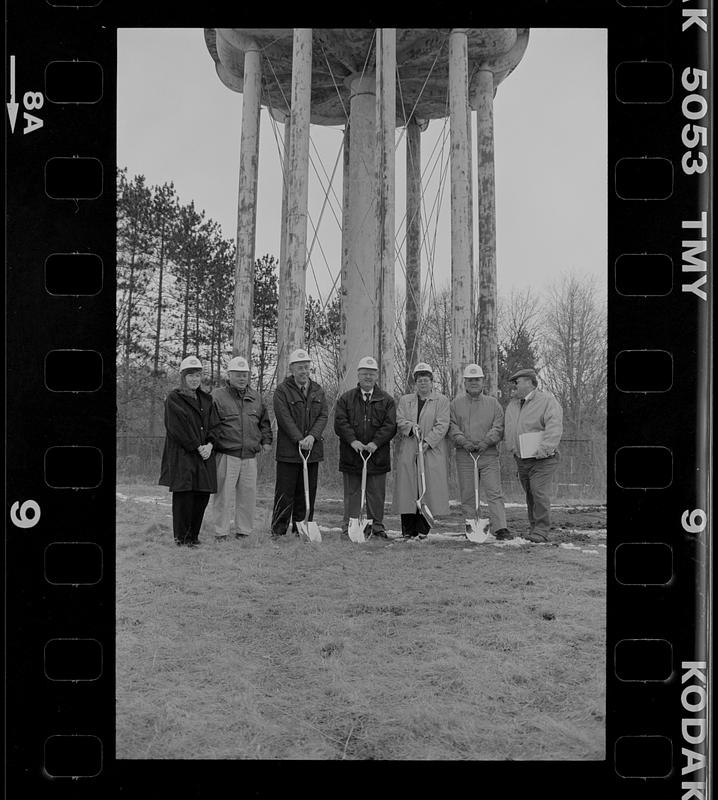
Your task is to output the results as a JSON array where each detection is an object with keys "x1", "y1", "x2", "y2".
[
  {"x1": 169, "y1": 201, "x2": 206, "y2": 359},
  {"x1": 252, "y1": 254, "x2": 279, "y2": 395},
  {"x1": 116, "y1": 169, "x2": 155, "y2": 432}
]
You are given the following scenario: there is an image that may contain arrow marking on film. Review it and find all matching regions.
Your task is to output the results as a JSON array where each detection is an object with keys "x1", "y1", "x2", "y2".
[{"x1": 7, "y1": 55, "x2": 18, "y2": 133}]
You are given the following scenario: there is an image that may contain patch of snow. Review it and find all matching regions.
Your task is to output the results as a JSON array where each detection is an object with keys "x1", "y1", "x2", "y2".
[{"x1": 494, "y1": 537, "x2": 532, "y2": 547}]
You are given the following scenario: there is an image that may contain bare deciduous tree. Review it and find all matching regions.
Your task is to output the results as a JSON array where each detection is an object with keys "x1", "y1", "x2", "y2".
[{"x1": 540, "y1": 272, "x2": 606, "y2": 436}]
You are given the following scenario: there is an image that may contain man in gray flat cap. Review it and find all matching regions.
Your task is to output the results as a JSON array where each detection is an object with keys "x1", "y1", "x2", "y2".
[{"x1": 504, "y1": 368, "x2": 563, "y2": 542}]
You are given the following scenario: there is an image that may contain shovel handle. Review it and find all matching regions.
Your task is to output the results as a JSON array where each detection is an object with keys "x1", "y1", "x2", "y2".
[
  {"x1": 472, "y1": 451, "x2": 480, "y2": 517},
  {"x1": 298, "y1": 444, "x2": 311, "y2": 522},
  {"x1": 359, "y1": 450, "x2": 371, "y2": 519}
]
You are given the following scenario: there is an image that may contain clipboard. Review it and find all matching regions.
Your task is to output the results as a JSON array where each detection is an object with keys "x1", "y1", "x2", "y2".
[{"x1": 519, "y1": 432, "x2": 543, "y2": 459}]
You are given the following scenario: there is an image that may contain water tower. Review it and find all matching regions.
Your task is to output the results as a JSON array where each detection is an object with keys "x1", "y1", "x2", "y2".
[{"x1": 205, "y1": 27, "x2": 528, "y2": 394}]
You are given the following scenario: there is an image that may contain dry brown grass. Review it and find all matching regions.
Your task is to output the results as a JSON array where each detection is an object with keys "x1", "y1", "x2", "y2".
[{"x1": 116, "y1": 486, "x2": 605, "y2": 760}]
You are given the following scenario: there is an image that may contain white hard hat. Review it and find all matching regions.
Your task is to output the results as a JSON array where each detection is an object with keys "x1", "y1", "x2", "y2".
[
  {"x1": 227, "y1": 356, "x2": 250, "y2": 372},
  {"x1": 413, "y1": 362, "x2": 433, "y2": 376},
  {"x1": 357, "y1": 356, "x2": 378, "y2": 371},
  {"x1": 288, "y1": 348, "x2": 311, "y2": 365},
  {"x1": 463, "y1": 364, "x2": 484, "y2": 378},
  {"x1": 179, "y1": 355, "x2": 202, "y2": 372}
]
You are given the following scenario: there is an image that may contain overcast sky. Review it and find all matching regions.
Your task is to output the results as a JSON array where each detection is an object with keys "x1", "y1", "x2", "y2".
[{"x1": 117, "y1": 28, "x2": 607, "y2": 303}]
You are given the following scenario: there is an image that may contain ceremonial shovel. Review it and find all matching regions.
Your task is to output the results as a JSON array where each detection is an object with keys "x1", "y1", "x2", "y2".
[
  {"x1": 348, "y1": 450, "x2": 372, "y2": 542},
  {"x1": 416, "y1": 430, "x2": 435, "y2": 528},
  {"x1": 465, "y1": 451, "x2": 490, "y2": 543},
  {"x1": 297, "y1": 445, "x2": 321, "y2": 542}
]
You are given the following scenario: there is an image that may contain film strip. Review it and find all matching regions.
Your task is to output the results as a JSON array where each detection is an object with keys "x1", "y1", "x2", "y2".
[{"x1": 4, "y1": 3, "x2": 711, "y2": 795}]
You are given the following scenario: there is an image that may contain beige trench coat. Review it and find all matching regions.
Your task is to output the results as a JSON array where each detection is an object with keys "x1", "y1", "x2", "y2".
[{"x1": 392, "y1": 391, "x2": 451, "y2": 516}]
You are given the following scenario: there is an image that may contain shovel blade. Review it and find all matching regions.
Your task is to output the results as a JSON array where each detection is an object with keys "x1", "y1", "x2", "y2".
[
  {"x1": 420, "y1": 504, "x2": 435, "y2": 527},
  {"x1": 348, "y1": 517, "x2": 371, "y2": 543},
  {"x1": 465, "y1": 518, "x2": 490, "y2": 543},
  {"x1": 298, "y1": 520, "x2": 322, "y2": 543}
]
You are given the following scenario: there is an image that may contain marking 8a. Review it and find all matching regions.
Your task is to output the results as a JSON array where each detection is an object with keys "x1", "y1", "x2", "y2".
[
  {"x1": 23, "y1": 91, "x2": 44, "y2": 135},
  {"x1": 10, "y1": 499, "x2": 41, "y2": 528}
]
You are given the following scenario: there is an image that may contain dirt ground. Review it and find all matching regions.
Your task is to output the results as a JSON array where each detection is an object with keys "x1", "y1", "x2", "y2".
[
  {"x1": 117, "y1": 483, "x2": 606, "y2": 547},
  {"x1": 116, "y1": 484, "x2": 606, "y2": 760}
]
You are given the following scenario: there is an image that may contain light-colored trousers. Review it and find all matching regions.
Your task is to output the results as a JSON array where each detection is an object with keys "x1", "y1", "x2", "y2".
[
  {"x1": 210, "y1": 453, "x2": 257, "y2": 536},
  {"x1": 454, "y1": 449, "x2": 507, "y2": 532}
]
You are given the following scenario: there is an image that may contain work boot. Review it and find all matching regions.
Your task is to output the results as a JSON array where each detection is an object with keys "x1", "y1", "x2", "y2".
[
  {"x1": 526, "y1": 531, "x2": 549, "y2": 543},
  {"x1": 494, "y1": 528, "x2": 514, "y2": 541}
]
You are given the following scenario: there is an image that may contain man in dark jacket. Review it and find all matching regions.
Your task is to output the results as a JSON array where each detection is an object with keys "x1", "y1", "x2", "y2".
[
  {"x1": 334, "y1": 356, "x2": 397, "y2": 539},
  {"x1": 270, "y1": 348, "x2": 329, "y2": 540},
  {"x1": 209, "y1": 355, "x2": 272, "y2": 541}
]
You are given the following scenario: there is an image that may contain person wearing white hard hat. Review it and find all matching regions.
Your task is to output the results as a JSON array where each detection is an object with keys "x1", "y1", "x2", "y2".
[
  {"x1": 208, "y1": 355, "x2": 273, "y2": 541},
  {"x1": 449, "y1": 364, "x2": 512, "y2": 540},
  {"x1": 393, "y1": 362, "x2": 451, "y2": 539},
  {"x1": 270, "y1": 348, "x2": 329, "y2": 540},
  {"x1": 159, "y1": 356, "x2": 221, "y2": 547},
  {"x1": 334, "y1": 356, "x2": 397, "y2": 539}
]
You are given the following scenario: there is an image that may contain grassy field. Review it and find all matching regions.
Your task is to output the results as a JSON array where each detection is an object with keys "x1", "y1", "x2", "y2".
[{"x1": 116, "y1": 484, "x2": 606, "y2": 760}]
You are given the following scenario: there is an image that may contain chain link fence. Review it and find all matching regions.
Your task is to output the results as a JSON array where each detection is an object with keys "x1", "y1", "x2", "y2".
[{"x1": 117, "y1": 435, "x2": 605, "y2": 504}]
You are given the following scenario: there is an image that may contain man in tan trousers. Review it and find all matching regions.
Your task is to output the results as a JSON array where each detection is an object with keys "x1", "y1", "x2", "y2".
[
  {"x1": 449, "y1": 364, "x2": 512, "y2": 540},
  {"x1": 209, "y1": 356, "x2": 272, "y2": 540}
]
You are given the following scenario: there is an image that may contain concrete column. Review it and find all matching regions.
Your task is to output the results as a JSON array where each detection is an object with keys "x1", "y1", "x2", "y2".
[
  {"x1": 279, "y1": 28, "x2": 312, "y2": 380},
  {"x1": 274, "y1": 108, "x2": 291, "y2": 376},
  {"x1": 405, "y1": 115, "x2": 422, "y2": 388},
  {"x1": 339, "y1": 123, "x2": 351, "y2": 383},
  {"x1": 341, "y1": 71, "x2": 377, "y2": 389},
  {"x1": 449, "y1": 29, "x2": 474, "y2": 397},
  {"x1": 233, "y1": 45, "x2": 262, "y2": 359},
  {"x1": 376, "y1": 28, "x2": 396, "y2": 395},
  {"x1": 472, "y1": 69, "x2": 498, "y2": 396}
]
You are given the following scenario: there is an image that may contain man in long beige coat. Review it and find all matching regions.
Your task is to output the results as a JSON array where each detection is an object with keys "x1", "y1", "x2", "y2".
[{"x1": 392, "y1": 362, "x2": 450, "y2": 539}]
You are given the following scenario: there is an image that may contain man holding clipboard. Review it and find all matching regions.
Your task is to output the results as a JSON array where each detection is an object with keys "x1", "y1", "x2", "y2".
[{"x1": 504, "y1": 368, "x2": 563, "y2": 542}]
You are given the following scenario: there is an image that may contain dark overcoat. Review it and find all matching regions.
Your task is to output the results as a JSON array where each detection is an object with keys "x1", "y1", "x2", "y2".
[
  {"x1": 273, "y1": 376, "x2": 329, "y2": 463},
  {"x1": 333, "y1": 385, "x2": 397, "y2": 474},
  {"x1": 159, "y1": 388, "x2": 220, "y2": 492}
]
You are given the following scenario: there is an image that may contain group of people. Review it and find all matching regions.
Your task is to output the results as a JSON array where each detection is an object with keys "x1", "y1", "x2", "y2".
[{"x1": 159, "y1": 350, "x2": 563, "y2": 547}]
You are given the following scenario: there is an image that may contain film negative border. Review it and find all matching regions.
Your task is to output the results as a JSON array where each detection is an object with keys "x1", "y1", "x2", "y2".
[
  {"x1": 5, "y1": 8, "x2": 117, "y2": 797},
  {"x1": 4, "y1": 2, "x2": 711, "y2": 796},
  {"x1": 608, "y1": 2, "x2": 711, "y2": 798}
]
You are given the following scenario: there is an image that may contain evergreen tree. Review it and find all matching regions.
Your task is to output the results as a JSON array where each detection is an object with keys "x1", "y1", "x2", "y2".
[
  {"x1": 252, "y1": 254, "x2": 279, "y2": 395},
  {"x1": 169, "y1": 201, "x2": 206, "y2": 359},
  {"x1": 116, "y1": 169, "x2": 155, "y2": 426}
]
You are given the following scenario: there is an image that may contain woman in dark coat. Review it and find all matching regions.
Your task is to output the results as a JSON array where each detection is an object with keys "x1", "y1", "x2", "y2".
[{"x1": 159, "y1": 356, "x2": 220, "y2": 547}]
